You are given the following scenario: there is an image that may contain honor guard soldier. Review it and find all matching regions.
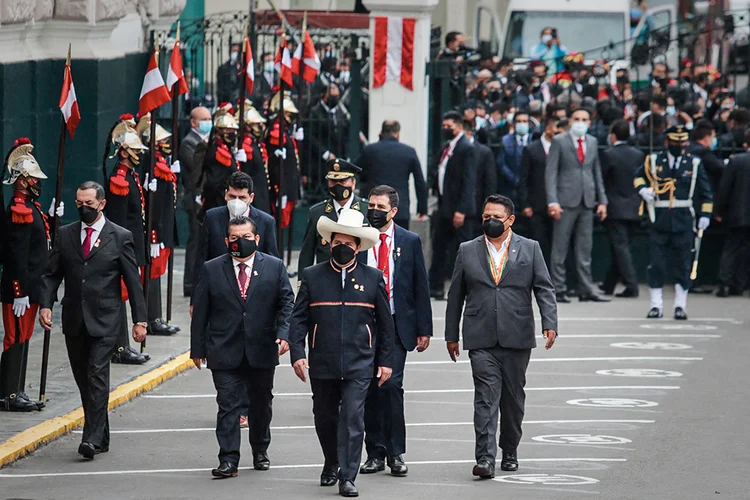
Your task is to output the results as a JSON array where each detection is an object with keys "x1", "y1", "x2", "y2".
[
  {"x1": 136, "y1": 114, "x2": 180, "y2": 336},
  {"x1": 297, "y1": 159, "x2": 368, "y2": 275},
  {"x1": 200, "y1": 104, "x2": 243, "y2": 213},
  {"x1": 103, "y1": 115, "x2": 151, "y2": 364},
  {"x1": 634, "y1": 125, "x2": 713, "y2": 320},
  {"x1": 0, "y1": 138, "x2": 59, "y2": 411},
  {"x1": 239, "y1": 100, "x2": 272, "y2": 214},
  {"x1": 289, "y1": 209, "x2": 394, "y2": 497}
]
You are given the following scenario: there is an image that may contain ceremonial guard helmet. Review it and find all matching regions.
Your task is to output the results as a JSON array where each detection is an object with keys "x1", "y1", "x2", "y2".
[
  {"x1": 270, "y1": 90, "x2": 299, "y2": 115},
  {"x1": 3, "y1": 138, "x2": 47, "y2": 186},
  {"x1": 213, "y1": 107, "x2": 239, "y2": 130},
  {"x1": 242, "y1": 99, "x2": 267, "y2": 125},
  {"x1": 108, "y1": 114, "x2": 147, "y2": 164},
  {"x1": 136, "y1": 113, "x2": 173, "y2": 153}
]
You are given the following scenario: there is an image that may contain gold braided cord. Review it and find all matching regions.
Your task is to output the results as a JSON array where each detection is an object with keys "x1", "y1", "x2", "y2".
[{"x1": 643, "y1": 154, "x2": 676, "y2": 208}]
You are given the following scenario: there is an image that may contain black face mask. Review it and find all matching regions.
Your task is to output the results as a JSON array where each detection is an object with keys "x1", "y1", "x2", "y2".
[
  {"x1": 667, "y1": 145, "x2": 683, "y2": 158},
  {"x1": 489, "y1": 90, "x2": 501, "y2": 102},
  {"x1": 329, "y1": 183, "x2": 351, "y2": 202},
  {"x1": 78, "y1": 205, "x2": 100, "y2": 225},
  {"x1": 228, "y1": 237, "x2": 257, "y2": 259},
  {"x1": 367, "y1": 208, "x2": 390, "y2": 229},
  {"x1": 27, "y1": 179, "x2": 42, "y2": 199},
  {"x1": 331, "y1": 243, "x2": 355, "y2": 265},
  {"x1": 442, "y1": 128, "x2": 456, "y2": 140},
  {"x1": 327, "y1": 96, "x2": 339, "y2": 107},
  {"x1": 482, "y1": 218, "x2": 507, "y2": 239},
  {"x1": 222, "y1": 132, "x2": 237, "y2": 146}
]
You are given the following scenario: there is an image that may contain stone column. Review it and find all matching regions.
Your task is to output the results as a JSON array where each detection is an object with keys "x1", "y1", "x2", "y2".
[{"x1": 0, "y1": 0, "x2": 37, "y2": 63}]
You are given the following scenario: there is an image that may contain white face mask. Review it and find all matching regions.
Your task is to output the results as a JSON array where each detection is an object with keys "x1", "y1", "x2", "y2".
[
  {"x1": 264, "y1": 61, "x2": 274, "y2": 73},
  {"x1": 339, "y1": 71, "x2": 351, "y2": 83},
  {"x1": 230, "y1": 51, "x2": 239, "y2": 63},
  {"x1": 227, "y1": 199, "x2": 249, "y2": 217}
]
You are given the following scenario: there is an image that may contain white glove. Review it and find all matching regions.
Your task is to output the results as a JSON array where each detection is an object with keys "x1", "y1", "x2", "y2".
[
  {"x1": 698, "y1": 216, "x2": 710, "y2": 231},
  {"x1": 195, "y1": 195, "x2": 202, "y2": 206},
  {"x1": 274, "y1": 148, "x2": 287, "y2": 160},
  {"x1": 49, "y1": 198, "x2": 64, "y2": 217},
  {"x1": 144, "y1": 174, "x2": 158, "y2": 192},
  {"x1": 12, "y1": 296, "x2": 30, "y2": 318},
  {"x1": 639, "y1": 187, "x2": 655, "y2": 202},
  {"x1": 150, "y1": 242, "x2": 164, "y2": 259},
  {"x1": 293, "y1": 127, "x2": 305, "y2": 141},
  {"x1": 170, "y1": 160, "x2": 181, "y2": 173},
  {"x1": 235, "y1": 149, "x2": 247, "y2": 162}
]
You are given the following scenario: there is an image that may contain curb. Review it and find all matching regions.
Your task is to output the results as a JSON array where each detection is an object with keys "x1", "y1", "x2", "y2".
[{"x1": 0, "y1": 351, "x2": 194, "y2": 468}]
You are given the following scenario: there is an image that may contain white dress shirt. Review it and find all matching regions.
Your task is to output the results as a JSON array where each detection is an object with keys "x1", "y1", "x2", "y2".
[
  {"x1": 367, "y1": 222, "x2": 396, "y2": 313},
  {"x1": 232, "y1": 253, "x2": 256, "y2": 281},
  {"x1": 541, "y1": 135, "x2": 552, "y2": 155},
  {"x1": 334, "y1": 195, "x2": 354, "y2": 216},
  {"x1": 81, "y1": 214, "x2": 107, "y2": 251},
  {"x1": 666, "y1": 152, "x2": 682, "y2": 170},
  {"x1": 485, "y1": 231, "x2": 512, "y2": 276},
  {"x1": 438, "y1": 132, "x2": 464, "y2": 195},
  {"x1": 517, "y1": 134, "x2": 529, "y2": 147}
]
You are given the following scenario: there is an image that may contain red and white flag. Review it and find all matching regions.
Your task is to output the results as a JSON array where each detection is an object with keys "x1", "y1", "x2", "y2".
[
  {"x1": 373, "y1": 16, "x2": 416, "y2": 91},
  {"x1": 292, "y1": 30, "x2": 321, "y2": 83},
  {"x1": 244, "y1": 36, "x2": 255, "y2": 95},
  {"x1": 58, "y1": 63, "x2": 81, "y2": 138},
  {"x1": 274, "y1": 36, "x2": 294, "y2": 88},
  {"x1": 167, "y1": 41, "x2": 189, "y2": 96},
  {"x1": 139, "y1": 51, "x2": 171, "y2": 116}
]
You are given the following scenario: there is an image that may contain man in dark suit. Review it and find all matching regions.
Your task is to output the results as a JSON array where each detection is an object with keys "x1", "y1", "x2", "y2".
[
  {"x1": 717, "y1": 108, "x2": 750, "y2": 160},
  {"x1": 39, "y1": 181, "x2": 147, "y2": 459},
  {"x1": 600, "y1": 119, "x2": 646, "y2": 297},
  {"x1": 445, "y1": 194, "x2": 557, "y2": 479},
  {"x1": 190, "y1": 215, "x2": 294, "y2": 478},
  {"x1": 464, "y1": 122, "x2": 498, "y2": 238},
  {"x1": 428, "y1": 111, "x2": 477, "y2": 299},
  {"x1": 305, "y1": 83, "x2": 350, "y2": 187},
  {"x1": 290, "y1": 210, "x2": 394, "y2": 497},
  {"x1": 216, "y1": 43, "x2": 241, "y2": 104},
  {"x1": 356, "y1": 120, "x2": 428, "y2": 230},
  {"x1": 498, "y1": 111, "x2": 531, "y2": 204},
  {"x1": 195, "y1": 172, "x2": 279, "y2": 283},
  {"x1": 359, "y1": 186, "x2": 432, "y2": 477},
  {"x1": 518, "y1": 116, "x2": 559, "y2": 263}
]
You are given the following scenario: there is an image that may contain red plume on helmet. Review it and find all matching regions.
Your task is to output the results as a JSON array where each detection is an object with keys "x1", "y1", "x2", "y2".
[
  {"x1": 13, "y1": 137, "x2": 31, "y2": 147},
  {"x1": 120, "y1": 113, "x2": 134, "y2": 121}
]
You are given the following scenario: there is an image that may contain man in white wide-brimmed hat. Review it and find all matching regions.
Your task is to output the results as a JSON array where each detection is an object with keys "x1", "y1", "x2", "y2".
[{"x1": 289, "y1": 208, "x2": 395, "y2": 498}]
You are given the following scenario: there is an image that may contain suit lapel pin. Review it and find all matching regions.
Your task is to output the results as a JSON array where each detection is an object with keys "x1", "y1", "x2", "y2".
[
  {"x1": 253, "y1": 270, "x2": 258, "y2": 277},
  {"x1": 351, "y1": 278, "x2": 355, "y2": 282},
  {"x1": 94, "y1": 239, "x2": 101, "y2": 248},
  {"x1": 396, "y1": 247, "x2": 401, "y2": 259},
  {"x1": 354, "y1": 284, "x2": 360, "y2": 290}
]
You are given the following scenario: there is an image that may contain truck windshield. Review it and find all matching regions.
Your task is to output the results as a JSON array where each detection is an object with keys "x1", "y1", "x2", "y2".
[{"x1": 503, "y1": 10, "x2": 626, "y2": 62}]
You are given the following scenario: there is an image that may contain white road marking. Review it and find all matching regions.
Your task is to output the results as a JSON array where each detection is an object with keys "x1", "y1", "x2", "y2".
[
  {"x1": 431, "y1": 317, "x2": 738, "y2": 322},
  {"x1": 537, "y1": 334, "x2": 720, "y2": 338},
  {"x1": 639, "y1": 324, "x2": 719, "y2": 330},
  {"x1": 567, "y1": 398, "x2": 659, "y2": 408},
  {"x1": 531, "y1": 435, "x2": 632, "y2": 445},
  {"x1": 610, "y1": 342, "x2": 693, "y2": 350},
  {"x1": 0, "y1": 458, "x2": 627, "y2": 478},
  {"x1": 596, "y1": 369, "x2": 683, "y2": 378},
  {"x1": 402, "y1": 357, "x2": 703, "y2": 365},
  {"x1": 494, "y1": 474, "x2": 600, "y2": 485}
]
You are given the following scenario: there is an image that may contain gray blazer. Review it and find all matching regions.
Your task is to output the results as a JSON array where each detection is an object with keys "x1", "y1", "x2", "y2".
[
  {"x1": 445, "y1": 234, "x2": 557, "y2": 351},
  {"x1": 545, "y1": 133, "x2": 608, "y2": 209}
]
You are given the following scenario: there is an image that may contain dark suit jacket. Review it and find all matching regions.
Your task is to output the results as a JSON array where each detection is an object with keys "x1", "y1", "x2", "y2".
[
  {"x1": 357, "y1": 136, "x2": 428, "y2": 218},
  {"x1": 179, "y1": 129, "x2": 205, "y2": 208},
  {"x1": 191, "y1": 252, "x2": 294, "y2": 370},
  {"x1": 715, "y1": 151, "x2": 750, "y2": 228},
  {"x1": 473, "y1": 141, "x2": 498, "y2": 218},
  {"x1": 498, "y1": 133, "x2": 526, "y2": 201},
  {"x1": 40, "y1": 219, "x2": 147, "y2": 337},
  {"x1": 445, "y1": 234, "x2": 557, "y2": 350},
  {"x1": 600, "y1": 143, "x2": 646, "y2": 221},
  {"x1": 429, "y1": 134, "x2": 477, "y2": 218},
  {"x1": 518, "y1": 139, "x2": 548, "y2": 213},
  {"x1": 686, "y1": 143, "x2": 725, "y2": 194}
]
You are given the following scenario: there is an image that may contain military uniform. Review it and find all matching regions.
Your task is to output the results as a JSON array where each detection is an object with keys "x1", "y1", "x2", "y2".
[
  {"x1": 200, "y1": 108, "x2": 240, "y2": 213},
  {"x1": 634, "y1": 126, "x2": 713, "y2": 319},
  {"x1": 239, "y1": 103, "x2": 272, "y2": 214}
]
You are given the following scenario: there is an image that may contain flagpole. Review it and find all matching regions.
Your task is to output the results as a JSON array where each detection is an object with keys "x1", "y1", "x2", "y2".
[
  {"x1": 276, "y1": 33, "x2": 286, "y2": 254},
  {"x1": 238, "y1": 18, "x2": 250, "y2": 149},
  {"x1": 166, "y1": 23, "x2": 181, "y2": 328},
  {"x1": 297, "y1": 12, "x2": 307, "y2": 115}
]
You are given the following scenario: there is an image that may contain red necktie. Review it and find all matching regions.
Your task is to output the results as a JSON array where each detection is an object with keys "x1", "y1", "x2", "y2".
[
  {"x1": 377, "y1": 233, "x2": 390, "y2": 299},
  {"x1": 440, "y1": 143, "x2": 451, "y2": 163},
  {"x1": 577, "y1": 137, "x2": 585, "y2": 164},
  {"x1": 238, "y1": 263, "x2": 249, "y2": 298},
  {"x1": 82, "y1": 227, "x2": 94, "y2": 258}
]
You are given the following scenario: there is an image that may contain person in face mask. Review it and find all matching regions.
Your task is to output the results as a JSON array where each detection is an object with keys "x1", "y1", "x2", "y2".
[
  {"x1": 200, "y1": 107, "x2": 245, "y2": 213},
  {"x1": 289, "y1": 208, "x2": 393, "y2": 497},
  {"x1": 217, "y1": 43, "x2": 242, "y2": 104},
  {"x1": 190, "y1": 214, "x2": 294, "y2": 479},
  {"x1": 239, "y1": 101, "x2": 272, "y2": 214},
  {"x1": 298, "y1": 159, "x2": 368, "y2": 275},
  {"x1": 498, "y1": 112, "x2": 530, "y2": 203}
]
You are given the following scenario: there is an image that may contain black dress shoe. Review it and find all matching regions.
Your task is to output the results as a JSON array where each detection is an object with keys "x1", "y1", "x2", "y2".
[
  {"x1": 647, "y1": 307, "x2": 663, "y2": 319},
  {"x1": 674, "y1": 307, "x2": 688, "y2": 320},
  {"x1": 125, "y1": 345, "x2": 150, "y2": 362},
  {"x1": 387, "y1": 455, "x2": 408, "y2": 476},
  {"x1": 556, "y1": 293, "x2": 571, "y2": 304},
  {"x1": 253, "y1": 450, "x2": 270, "y2": 470},
  {"x1": 2, "y1": 393, "x2": 42, "y2": 412},
  {"x1": 500, "y1": 451, "x2": 518, "y2": 471},
  {"x1": 112, "y1": 346, "x2": 148, "y2": 365},
  {"x1": 598, "y1": 284, "x2": 614, "y2": 295},
  {"x1": 17, "y1": 392, "x2": 45, "y2": 410},
  {"x1": 320, "y1": 465, "x2": 338, "y2": 486},
  {"x1": 579, "y1": 294, "x2": 611, "y2": 302},
  {"x1": 338, "y1": 480, "x2": 358, "y2": 497},
  {"x1": 150, "y1": 319, "x2": 177, "y2": 336},
  {"x1": 689, "y1": 285, "x2": 713, "y2": 294},
  {"x1": 78, "y1": 442, "x2": 97, "y2": 459},
  {"x1": 615, "y1": 289, "x2": 639, "y2": 298},
  {"x1": 472, "y1": 460, "x2": 495, "y2": 479},
  {"x1": 359, "y1": 457, "x2": 385, "y2": 474},
  {"x1": 211, "y1": 462, "x2": 238, "y2": 478}
]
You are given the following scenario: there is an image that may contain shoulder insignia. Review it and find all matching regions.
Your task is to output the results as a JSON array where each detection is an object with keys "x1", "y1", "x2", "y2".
[
  {"x1": 321, "y1": 238, "x2": 327, "y2": 245},
  {"x1": 10, "y1": 198, "x2": 32, "y2": 224},
  {"x1": 109, "y1": 168, "x2": 130, "y2": 196},
  {"x1": 352, "y1": 201, "x2": 360, "y2": 211},
  {"x1": 154, "y1": 159, "x2": 173, "y2": 181},
  {"x1": 215, "y1": 144, "x2": 233, "y2": 167},
  {"x1": 324, "y1": 203, "x2": 333, "y2": 213}
]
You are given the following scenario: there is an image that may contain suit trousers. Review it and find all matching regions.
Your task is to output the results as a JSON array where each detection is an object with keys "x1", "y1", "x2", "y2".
[
  {"x1": 65, "y1": 328, "x2": 117, "y2": 450},
  {"x1": 603, "y1": 219, "x2": 640, "y2": 293},
  {"x1": 469, "y1": 345, "x2": 531, "y2": 465},
  {"x1": 648, "y1": 230, "x2": 693, "y2": 290},
  {"x1": 147, "y1": 276, "x2": 162, "y2": 322},
  {"x1": 550, "y1": 205, "x2": 596, "y2": 296},
  {"x1": 115, "y1": 306, "x2": 132, "y2": 350},
  {"x1": 364, "y1": 330, "x2": 409, "y2": 459},
  {"x1": 311, "y1": 377, "x2": 371, "y2": 482},
  {"x1": 211, "y1": 359, "x2": 275, "y2": 466},
  {"x1": 183, "y1": 203, "x2": 200, "y2": 295},
  {"x1": 718, "y1": 227, "x2": 750, "y2": 290},
  {"x1": 529, "y1": 213, "x2": 554, "y2": 266},
  {"x1": 429, "y1": 214, "x2": 470, "y2": 294}
]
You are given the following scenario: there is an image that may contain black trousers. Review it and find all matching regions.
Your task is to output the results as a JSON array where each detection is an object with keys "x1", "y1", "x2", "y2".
[
  {"x1": 364, "y1": 332, "x2": 409, "y2": 459},
  {"x1": 528, "y1": 212, "x2": 554, "y2": 266},
  {"x1": 183, "y1": 202, "x2": 200, "y2": 295},
  {"x1": 394, "y1": 217, "x2": 410, "y2": 231},
  {"x1": 603, "y1": 219, "x2": 640, "y2": 294},
  {"x1": 311, "y1": 377, "x2": 370, "y2": 482},
  {"x1": 648, "y1": 230, "x2": 693, "y2": 289},
  {"x1": 469, "y1": 345, "x2": 531, "y2": 465},
  {"x1": 147, "y1": 276, "x2": 162, "y2": 322},
  {"x1": 211, "y1": 359, "x2": 275, "y2": 466},
  {"x1": 65, "y1": 329, "x2": 118, "y2": 450},
  {"x1": 0, "y1": 341, "x2": 29, "y2": 399},
  {"x1": 429, "y1": 213, "x2": 470, "y2": 294},
  {"x1": 115, "y1": 304, "x2": 132, "y2": 351},
  {"x1": 718, "y1": 227, "x2": 750, "y2": 290}
]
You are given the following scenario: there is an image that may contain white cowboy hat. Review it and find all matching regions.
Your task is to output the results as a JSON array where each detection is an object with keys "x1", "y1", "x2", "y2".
[{"x1": 317, "y1": 208, "x2": 379, "y2": 251}]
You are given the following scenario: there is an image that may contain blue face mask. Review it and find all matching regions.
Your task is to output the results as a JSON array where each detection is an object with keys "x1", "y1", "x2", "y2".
[
  {"x1": 571, "y1": 122, "x2": 589, "y2": 138},
  {"x1": 497, "y1": 119, "x2": 506, "y2": 128},
  {"x1": 475, "y1": 116, "x2": 486, "y2": 129},
  {"x1": 711, "y1": 136, "x2": 718, "y2": 150},
  {"x1": 515, "y1": 122, "x2": 530, "y2": 136},
  {"x1": 198, "y1": 120, "x2": 213, "y2": 134},
  {"x1": 666, "y1": 105, "x2": 676, "y2": 117}
]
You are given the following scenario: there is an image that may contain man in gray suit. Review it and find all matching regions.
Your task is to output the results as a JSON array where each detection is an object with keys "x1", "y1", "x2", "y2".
[
  {"x1": 545, "y1": 108, "x2": 609, "y2": 303},
  {"x1": 445, "y1": 194, "x2": 557, "y2": 479}
]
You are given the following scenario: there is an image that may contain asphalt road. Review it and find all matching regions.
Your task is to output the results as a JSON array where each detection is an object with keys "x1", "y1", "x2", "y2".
[{"x1": 1, "y1": 291, "x2": 748, "y2": 500}]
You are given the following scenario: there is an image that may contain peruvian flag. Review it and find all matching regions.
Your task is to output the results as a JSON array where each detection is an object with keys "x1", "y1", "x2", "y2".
[
  {"x1": 244, "y1": 36, "x2": 255, "y2": 95},
  {"x1": 139, "y1": 51, "x2": 171, "y2": 116},
  {"x1": 58, "y1": 62, "x2": 81, "y2": 138},
  {"x1": 166, "y1": 40, "x2": 189, "y2": 96},
  {"x1": 373, "y1": 16, "x2": 416, "y2": 91},
  {"x1": 274, "y1": 36, "x2": 294, "y2": 88},
  {"x1": 292, "y1": 30, "x2": 321, "y2": 83}
]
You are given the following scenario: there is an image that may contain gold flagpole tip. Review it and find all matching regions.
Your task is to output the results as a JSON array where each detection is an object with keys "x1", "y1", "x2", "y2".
[
  {"x1": 302, "y1": 10, "x2": 308, "y2": 33},
  {"x1": 66, "y1": 43, "x2": 71, "y2": 65},
  {"x1": 176, "y1": 21, "x2": 181, "y2": 42}
]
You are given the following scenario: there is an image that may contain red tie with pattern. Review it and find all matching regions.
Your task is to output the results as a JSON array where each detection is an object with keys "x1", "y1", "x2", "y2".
[
  {"x1": 238, "y1": 263, "x2": 248, "y2": 298},
  {"x1": 82, "y1": 227, "x2": 94, "y2": 258},
  {"x1": 377, "y1": 233, "x2": 390, "y2": 299},
  {"x1": 577, "y1": 137, "x2": 585, "y2": 164}
]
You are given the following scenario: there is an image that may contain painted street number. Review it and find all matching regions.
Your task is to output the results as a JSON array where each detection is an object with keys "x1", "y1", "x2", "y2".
[
  {"x1": 494, "y1": 474, "x2": 599, "y2": 485},
  {"x1": 610, "y1": 342, "x2": 693, "y2": 350},
  {"x1": 597, "y1": 369, "x2": 683, "y2": 378},
  {"x1": 532, "y1": 434, "x2": 632, "y2": 445},
  {"x1": 567, "y1": 398, "x2": 659, "y2": 408}
]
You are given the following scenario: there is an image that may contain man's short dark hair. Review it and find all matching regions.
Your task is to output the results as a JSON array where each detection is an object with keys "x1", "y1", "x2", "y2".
[
  {"x1": 610, "y1": 119, "x2": 631, "y2": 142},
  {"x1": 652, "y1": 95, "x2": 668, "y2": 109},
  {"x1": 489, "y1": 102, "x2": 506, "y2": 115},
  {"x1": 691, "y1": 119, "x2": 715, "y2": 142},
  {"x1": 442, "y1": 110, "x2": 463, "y2": 124},
  {"x1": 729, "y1": 108, "x2": 750, "y2": 127},
  {"x1": 227, "y1": 215, "x2": 257, "y2": 236},
  {"x1": 78, "y1": 181, "x2": 105, "y2": 201},
  {"x1": 514, "y1": 111, "x2": 529, "y2": 123},
  {"x1": 543, "y1": 116, "x2": 559, "y2": 130},
  {"x1": 330, "y1": 232, "x2": 361, "y2": 247},
  {"x1": 445, "y1": 31, "x2": 462, "y2": 47},
  {"x1": 381, "y1": 120, "x2": 401, "y2": 135},
  {"x1": 369, "y1": 185, "x2": 399, "y2": 209},
  {"x1": 483, "y1": 194, "x2": 515, "y2": 216},
  {"x1": 571, "y1": 108, "x2": 591, "y2": 119},
  {"x1": 227, "y1": 171, "x2": 254, "y2": 193}
]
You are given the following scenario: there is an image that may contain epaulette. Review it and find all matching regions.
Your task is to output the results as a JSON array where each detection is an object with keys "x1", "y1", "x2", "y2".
[
  {"x1": 154, "y1": 158, "x2": 173, "y2": 181},
  {"x1": 242, "y1": 136, "x2": 254, "y2": 160},
  {"x1": 215, "y1": 143, "x2": 233, "y2": 167},
  {"x1": 10, "y1": 197, "x2": 32, "y2": 224},
  {"x1": 109, "y1": 167, "x2": 130, "y2": 196}
]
